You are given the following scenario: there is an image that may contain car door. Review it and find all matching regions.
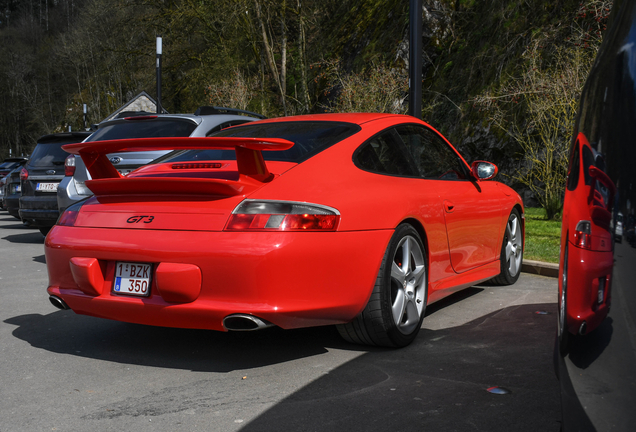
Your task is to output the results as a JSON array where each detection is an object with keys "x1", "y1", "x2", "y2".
[{"x1": 394, "y1": 124, "x2": 503, "y2": 273}]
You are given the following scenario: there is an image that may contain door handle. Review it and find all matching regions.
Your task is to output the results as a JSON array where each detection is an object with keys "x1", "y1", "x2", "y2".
[{"x1": 444, "y1": 200, "x2": 455, "y2": 213}]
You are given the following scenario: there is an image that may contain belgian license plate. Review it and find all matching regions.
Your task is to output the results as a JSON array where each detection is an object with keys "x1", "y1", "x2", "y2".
[
  {"x1": 113, "y1": 262, "x2": 152, "y2": 297},
  {"x1": 36, "y1": 182, "x2": 59, "y2": 192}
]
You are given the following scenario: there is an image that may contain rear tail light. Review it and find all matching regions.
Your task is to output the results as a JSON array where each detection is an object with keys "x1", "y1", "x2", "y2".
[
  {"x1": 20, "y1": 167, "x2": 28, "y2": 181},
  {"x1": 64, "y1": 155, "x2": 75, "y2": 176},
  {"x1": 65, "y1": 155, "x2": 76, "y2": 176},
  {"x1": 573, "y1": 220, "x2": 592, "y2": 249},
  {"x1": 56, "y1": 199, "x2": 87, "y2": 227},
  {"x1": 225, "y1": 200, "x2": 340, "y2": 231}
]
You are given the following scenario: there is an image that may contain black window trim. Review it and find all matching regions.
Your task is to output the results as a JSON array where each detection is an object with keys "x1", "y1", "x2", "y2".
[{"x1": 353, "y1": 122, "x2": 472, "y2": 181}]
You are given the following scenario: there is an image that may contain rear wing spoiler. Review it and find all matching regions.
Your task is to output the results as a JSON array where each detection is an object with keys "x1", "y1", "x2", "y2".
[{"x1": 62, "y1": 136, "x2": 294, "y2": 198}]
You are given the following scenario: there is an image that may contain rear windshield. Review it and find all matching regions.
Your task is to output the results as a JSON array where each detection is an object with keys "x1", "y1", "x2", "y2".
[
  {"x1": 158, "y1": 121, "x2": 361, "y2": 164},
  {"x1": 28, "y1": 143, "x2": 72, "y2": 167},
  {"x1": 0, "y1": 161, "x2": 22, "y2": 170},
  {"x1": 87, "y1": 118, "x2": 198, "y2": 141}
]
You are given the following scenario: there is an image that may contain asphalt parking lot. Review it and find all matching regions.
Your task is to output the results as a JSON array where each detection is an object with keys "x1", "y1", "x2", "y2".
[{"x1": 0, "y1": 214, "x2": 561, "y2": 431}]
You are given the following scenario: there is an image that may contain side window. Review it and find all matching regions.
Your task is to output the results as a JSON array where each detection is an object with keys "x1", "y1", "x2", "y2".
[
  {"x1": 566, "y1": 141, "x2": 580, "y2": 191},
  {"x1": 582, "y1": 145, "x2": 595, "y2": 186},
  {"x1": 354, "y1": 130, "x2": 418, "y2": 177},
  {"x1": 395, "y1": 125, "x2": 469, "y2": 180},
  {"x1": 206, "y1": 120, "x2": 250, "y2": 136}
]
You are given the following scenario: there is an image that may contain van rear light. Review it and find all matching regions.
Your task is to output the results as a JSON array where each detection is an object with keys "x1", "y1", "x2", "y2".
[
  {"x1": 225, "y1": 200, "x2": 340, "y2": 231},
  {"x1": 20, "y1": 167, "x2": 28, "y2": 181},
  {"x1": 124, "y1": 115, "x2": 158, "y2": 121},
  {"x1": 65, "y1": 155, "x2": 76, "y2": 176},
  {"x1": 573, "y1": 220, "x2": 592, "y2": 249}
]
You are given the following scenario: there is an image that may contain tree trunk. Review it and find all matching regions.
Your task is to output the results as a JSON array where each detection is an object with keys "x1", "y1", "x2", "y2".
[
  {"x1": 254, "y1": 0, "x2": 286, "y2": 115},
  {"x1": 297, "y1": 0, "x2": 310, "y2": 112},
  {"x1": 280, "y1": 0, "x2": 287, "y2": 115}
]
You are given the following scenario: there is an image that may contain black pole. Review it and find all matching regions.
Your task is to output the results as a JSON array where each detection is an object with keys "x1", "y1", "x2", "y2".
[
  {"x1": 409, "y1": 0, "x2": 422, "y2": 119},
  {"x1": 156, "y1": 36, "x2": 163, "y2": 114}
]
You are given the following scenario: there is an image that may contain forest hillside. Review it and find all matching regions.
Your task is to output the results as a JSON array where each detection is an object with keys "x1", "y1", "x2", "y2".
[{"x1": 0, "y1": 0, "x2": 613, "y2": 211}]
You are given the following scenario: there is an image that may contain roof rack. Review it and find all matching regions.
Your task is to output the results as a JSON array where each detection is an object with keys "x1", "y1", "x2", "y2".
[{"x1": 194, "y1": 106, "x2": 266, "y2": 119}]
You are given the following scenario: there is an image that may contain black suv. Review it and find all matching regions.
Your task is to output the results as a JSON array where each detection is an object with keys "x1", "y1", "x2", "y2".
[
  {"x1": 556, "y1": 0, "x2": 636, "y2": 429},
  {"x1": 2, "y1": 161, "x2": 28, "y2": 216},
  {"x1": 20, "y1": 132, "x2": 91, "y2": 235}
]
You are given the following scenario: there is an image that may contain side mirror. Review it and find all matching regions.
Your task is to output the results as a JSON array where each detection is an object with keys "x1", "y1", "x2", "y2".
[{"x1": 471, "y1": 161, "x2": 498, "y2": 180}]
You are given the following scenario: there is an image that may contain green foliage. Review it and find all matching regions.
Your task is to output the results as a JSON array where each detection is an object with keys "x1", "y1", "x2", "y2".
[
  {"x1": 320, "y1": 60, "x2": 408, "y2": 114},
  {"x1": 524, "y1": 207, "x2": 561, "y2": 263},
  {"x1": 0, "y1": 0, "x2": 614, "y2": 212}
]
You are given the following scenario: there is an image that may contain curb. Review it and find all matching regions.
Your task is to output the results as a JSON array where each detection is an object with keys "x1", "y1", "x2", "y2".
[{"x1": 521, "y1": 259, "x2": 559, "y2": 278}]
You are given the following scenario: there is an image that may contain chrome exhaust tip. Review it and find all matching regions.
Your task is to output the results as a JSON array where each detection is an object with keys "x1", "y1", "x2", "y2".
[
  {"x1": 49, "y1": 295, "x2": 70, "y2": 310},
  {"x1": 223, "y1": 314, "x2": 274, "y2": 331},
  {"x1": 579, "y1": 321, "x2": 587, "y2": 335}
]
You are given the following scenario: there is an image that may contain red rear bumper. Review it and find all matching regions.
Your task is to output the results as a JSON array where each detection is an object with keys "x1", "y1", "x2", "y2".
[
  {"x1": 563, "y1": 241, "x2": 613, "y2": 335},
  {"x1": 45, "y1": 226, "x2": 391, "y2": 330}
]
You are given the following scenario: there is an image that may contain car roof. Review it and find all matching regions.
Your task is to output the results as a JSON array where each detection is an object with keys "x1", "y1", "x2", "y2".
[
  {"x1": 246, "y1": 112, "x2": 407, "y2": 126},
  {"x1": 37, "y1": 132, "x2": 92, "y2": 144},
  {"x1": 99, "y1": 106, "x2": 265, "y2": 128}
]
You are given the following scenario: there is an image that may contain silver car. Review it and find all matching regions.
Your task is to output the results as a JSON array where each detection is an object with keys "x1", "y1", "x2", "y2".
[{"x1": 57, "y1": 107, "x2": 265, "y2": 213}]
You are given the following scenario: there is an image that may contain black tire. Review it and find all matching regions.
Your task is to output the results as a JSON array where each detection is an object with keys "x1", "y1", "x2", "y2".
[
  {"x1": 490, "y1": 208, "x2": 523, "y2": 286},
  {"x1": 337, "y1": 224, "x2": 428, "y2": 348},
  {"x1": 558, "y1": 243, "x2": 570, "y2": 355}
]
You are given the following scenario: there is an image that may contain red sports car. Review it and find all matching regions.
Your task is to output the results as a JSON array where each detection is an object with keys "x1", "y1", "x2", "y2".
[
  {"x1": 45, "y1": 113, "x2": 524, "y2": 347},
  {"x1": 558, "y1": 132, "x2": 614, "y2": 353}
]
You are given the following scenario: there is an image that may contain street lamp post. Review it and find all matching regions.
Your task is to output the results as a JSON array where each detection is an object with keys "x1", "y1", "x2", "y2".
[
  {"x1": 156, "y1": 36, "x2": 163, "y2": 114},
  {"x1": 409, "y1": 0, "x2": 422, "y2": 119}
]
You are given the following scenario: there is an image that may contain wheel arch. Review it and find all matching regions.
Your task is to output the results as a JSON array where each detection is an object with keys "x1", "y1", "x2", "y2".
[
  {"x1": 399, "y1": 217, "x2": 430, "y2": 272},
  {"x1": 513, "y1": 203, "x2": 525, "y2": 252}
]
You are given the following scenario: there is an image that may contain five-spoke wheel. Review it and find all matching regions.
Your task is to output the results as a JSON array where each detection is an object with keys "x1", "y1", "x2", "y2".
[
  {"x1": 491, "y1": 208, "x2": 523, "y2": 285},
  {"x1": 390, "y1": 235, "x2": 427, "y2": 335},
  {"x1": 337, "y1": 224, "x2": 427, "y2": 347}
]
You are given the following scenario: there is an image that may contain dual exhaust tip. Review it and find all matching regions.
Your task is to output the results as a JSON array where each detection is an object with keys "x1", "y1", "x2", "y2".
[
  {"x1": 50, "y1": 296, "x2": 272, "y2": 332},
  {"x1": 223, "y1": 314, "x2": 274, "y2": 331},
  {"x1": 49, "y1": 295, "x2": 70, "y2": 310}
]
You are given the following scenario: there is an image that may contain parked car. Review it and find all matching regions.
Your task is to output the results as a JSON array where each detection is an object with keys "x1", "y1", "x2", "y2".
[
  {"x1": 0, "y1": 157, "x2": 28, "y2": 178},
  {"x1": 615, "y1": 211, "x2": 623, "y2": 242},
  {"x1": 19, "y1": 132, "x2": 92, "y2": 235},
  {"x1": 57, "y1": 106, "x2": 265, "y2": 213},
  {"x1": 0, "y1": 175, "x2": 5, "y2": 210},
  {"x1": 556, "y1": 0, "x2": 636, "y2": 429},
  {"x1": 557, "y1": 132, "x2": 614, "y2": 353},
  {"x1": 45, "y1": 113, "x2": 524, "y2": 348},
  {"x1": 2, "y1": 161, "x2": 28, "y2": 217},
  {"x1": 0, "y1": 157, "x2": 28, "y2": 210}
]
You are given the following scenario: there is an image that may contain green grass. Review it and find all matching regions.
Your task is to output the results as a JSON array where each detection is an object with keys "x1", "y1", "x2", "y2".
[{"x1": 523, "y1": 207, "x2": 561, "y2": 264}]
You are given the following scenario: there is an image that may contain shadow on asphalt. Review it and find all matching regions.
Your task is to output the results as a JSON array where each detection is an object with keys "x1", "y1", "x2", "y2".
[
  {"x1": 0, "y1": 217, "x2": 35, "y2": 230},
  {"x1": 5, "y1": 294, "x2": 560, "y2": 430},
  {"x1": 240, "y1": 302, "x2": 560, "y2": 432},
  {"x1": 32, "y1": 255, "x2": 46, "y2": 264},
  {"x1": 2, "y1": 231, "x2": 44, "y2": 243},
  {"x1": 5, "y1": 310, "x2": 347, "y2": 372},
  {"x1": 0, "y1": 215, "x2": 20, "y2": 222},
  {"x1": 3, "y1": 288, "x2": 486, "y2": 375}
]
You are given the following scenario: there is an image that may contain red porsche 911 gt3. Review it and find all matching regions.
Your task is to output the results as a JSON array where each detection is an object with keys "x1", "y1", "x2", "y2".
[{"x1": 45, "y1": 113, "x2": 524, "y2": 347}]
